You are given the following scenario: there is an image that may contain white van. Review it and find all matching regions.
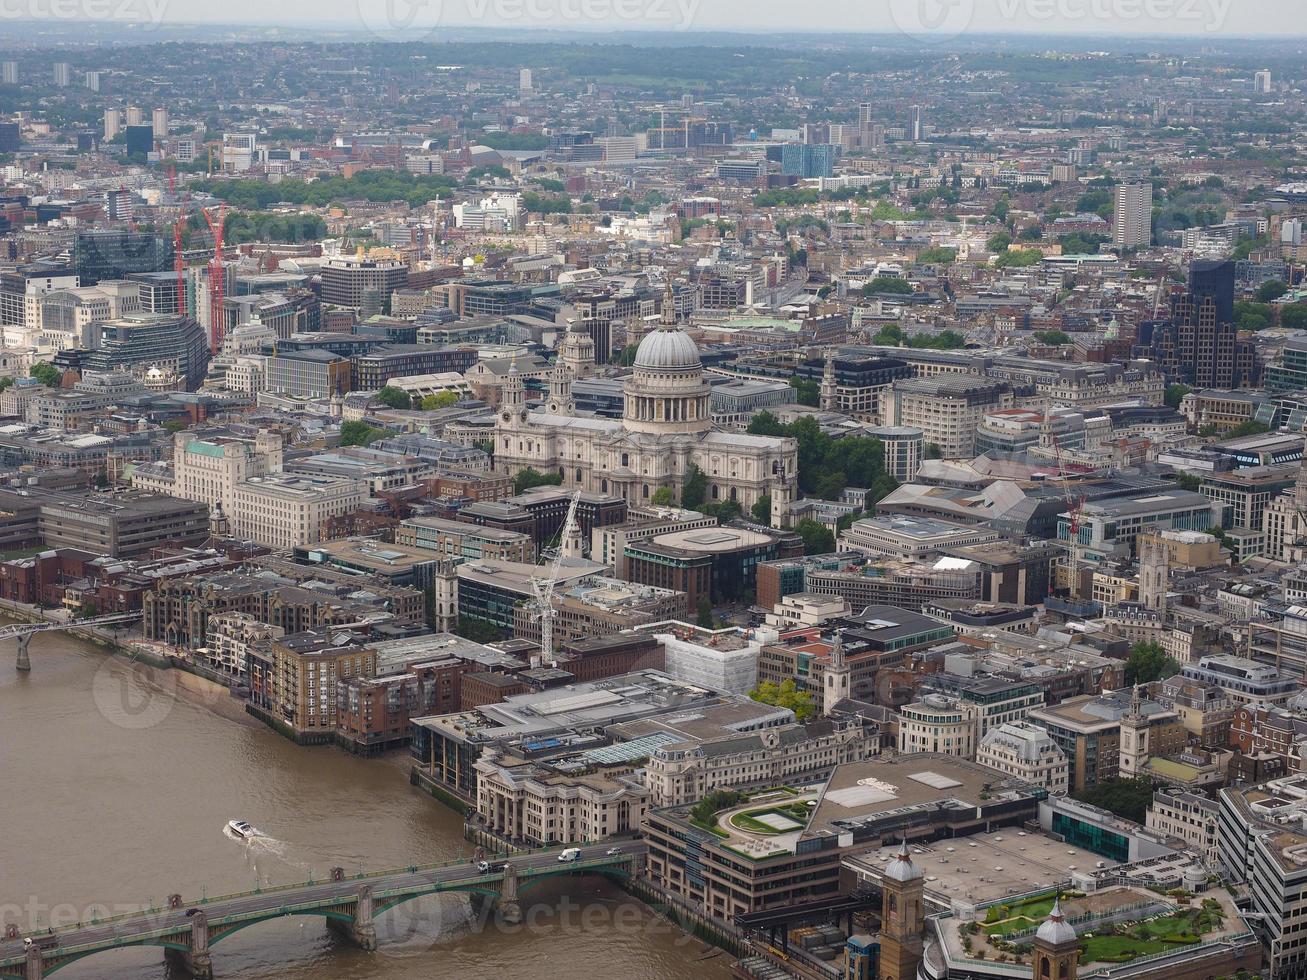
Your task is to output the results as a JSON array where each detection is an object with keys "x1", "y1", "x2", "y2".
[{"x1": 557, "y1": 847, "x2": 581, "y2": 862}]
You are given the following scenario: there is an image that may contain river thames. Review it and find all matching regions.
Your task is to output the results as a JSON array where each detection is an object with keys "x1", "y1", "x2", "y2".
[{"x1": 0, "y1": 630, "x2": 734, "y2": 979}]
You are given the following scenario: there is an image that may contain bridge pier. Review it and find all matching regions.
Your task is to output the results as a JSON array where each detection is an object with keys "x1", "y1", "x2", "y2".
[
  {"x1": 326, "y1": 884, "x2": 378, "y2": 951},
  {"x1": 25, "y1": 945, "x2": 40, "y2": 980},
  {"x1": 16, "y1": 634, "x2": 31, "y2": 672},
  {"x1": 164, "y1": 912, "x2": 213, "y2": 979},
  {"x1": 190, "y1": 911, "x2": 214, "y2": 979},
  {"x1": 498, "y1": 863, "x2": 522, "y2": 924}
]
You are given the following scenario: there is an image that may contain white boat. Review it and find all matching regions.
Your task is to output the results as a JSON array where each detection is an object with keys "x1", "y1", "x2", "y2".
[{"x1": 227, "y1": 819, "x2": 258, "y2": 839}]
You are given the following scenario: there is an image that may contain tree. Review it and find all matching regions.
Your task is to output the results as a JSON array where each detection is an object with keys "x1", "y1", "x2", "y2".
[
  {"x1": 513, "y1": 468, "x2": 564, "y2": 494},
  {"x1": 1073, "y1": 778, "x2": 1155, "y2": 824},
  {"x1": 751, "y1": 494, "x2": 772, "y2": 525},
  {"x1": 790, "y1": 376, "x2": 820, "y2": 407},
  {"x1": 925, "y1": 443, "x2": 943, "y2": 460},
  {"x1": 1033, "y1": 330, "x2": 1071, "y2": 346},
  {"x1": 747, "y1": 411, "x2": 786, "y2": 437},
  {"x1": 750, "y1": 679, "x2": 817, "y2": 722},
  {"x1": 863, "y1": 276, "x2": 914, "y2": 296},
  {"x1": 795, "y1": 518, "x2": 836, "y2": 556},
  {"x1": 838, "y1": 510, "x2": 863, "y2": 532},
  {"x1": 0, "y1": 376, "x2": 13, "y2": 393},
  {"x1": 689, "y1": 789, "x2": 744, "y2": 827},
  {"x1": 682, "y1": 464, "x2": 709, "y2": 511},
  {"x1": 696, "y1": 596, "x2": 715, "y2": 629},
  {"x1": 1257, "y1": 280, "x2": 1289, "y2": 303},
  {"x1": 454, "y1": 616, "x2": 508, "y2": 644},
  {"x1": 873, "y1": 324, "x2": 905, "y2": 346},
  {"x1": 702, "y1": 500, "x2": 743, "y2": 523},
  {"x1": 987, "y1": 231, "x2": 1013, "y2": 252},
  {"x1": 1164, "y1": 384, "x2": 1191, "y2": 409},
  {"x1": 30, "y1": 362, "x2": 61, "y2": 388},
  {"x1": 162, "y1": 419, "x2": 190, "y2": 434},
  {"x1": 652, "y1": 486, "x2": 676, "y2": 507},
  {"x1": 375, "y1": 386, "x2": 412, "y2": 410},
  {"x1": 420, "y1": 391, "x2": 460, "y2": 410},
  {"x1": 1223, "y1": 420, "x2": 1271, "y2": 439},
  {"x1": 917, "y1": 246, "x2": 957, "y2": 265},
  {"x1": 1283, "y1": 305, "x2": 1307, "y2": 330},
  {"x1": 1125, "y1": 641, "x2": 1180, "y2": 685},
  {"x1": 1234, "y1": 301, "x2": 1273, "y2": 331},
  {"x1": 339, "y1": 420, "x2": 387, "y2": 447},
  {"x1": 995, "y1": 248, "x2": 1043, "y2": 269},
  {"x1": 1174, "y1": 472, "x2": 1201, "y2": 491}
]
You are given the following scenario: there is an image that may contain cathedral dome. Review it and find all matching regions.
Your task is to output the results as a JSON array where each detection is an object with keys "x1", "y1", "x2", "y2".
[{"x1": 634, "y1": 324, "x2": 702, "y2": 372}]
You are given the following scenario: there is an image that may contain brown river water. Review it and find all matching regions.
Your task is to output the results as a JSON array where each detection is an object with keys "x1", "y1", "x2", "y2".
[{"x1": 0, "y1": 629, "x2": 734, "y2": 979}]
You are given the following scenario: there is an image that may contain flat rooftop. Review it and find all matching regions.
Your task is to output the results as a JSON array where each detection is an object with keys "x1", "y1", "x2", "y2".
[{"x1": 846, "y1": 829, "x2": 1114, "y2": 908}]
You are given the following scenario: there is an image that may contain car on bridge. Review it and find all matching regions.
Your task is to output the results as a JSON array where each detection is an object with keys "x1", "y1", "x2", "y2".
[{"x1": 558, "y1": 848, "x2": 581, "y2": 862}]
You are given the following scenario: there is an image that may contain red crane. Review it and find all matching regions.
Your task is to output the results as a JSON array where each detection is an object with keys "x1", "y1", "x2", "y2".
[{"x1": 201, "y1": 204, "x2": 226, "y2": 353}]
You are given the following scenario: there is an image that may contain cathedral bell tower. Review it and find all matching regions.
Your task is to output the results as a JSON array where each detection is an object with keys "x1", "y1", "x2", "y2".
[
  {"x1": 546, "y1": 361, "x2": 575, "y2": 416},
  {"x1": 878, "y1": 841, "x2": 924, "y2": 980}
]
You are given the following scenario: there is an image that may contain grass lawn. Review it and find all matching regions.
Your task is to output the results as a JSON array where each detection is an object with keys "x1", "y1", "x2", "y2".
[
  {"x1": 982, "y1": 892, "x2": 1062, "y2": 936},
  {"x1": 1079, "y1": 909, "x2": 1214, "y2": 963},
  {"x1": 729, "y1": 803, "x2": 814, "y2": 835}
]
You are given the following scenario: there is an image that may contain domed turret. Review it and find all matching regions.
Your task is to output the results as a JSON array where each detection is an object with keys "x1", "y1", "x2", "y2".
[
  {"x1": 885, "y1": 839, "x2": 923, "y2": 883},
  {"x1": 1036, "y1": 899, "x2": 1077, "y2": 946}
]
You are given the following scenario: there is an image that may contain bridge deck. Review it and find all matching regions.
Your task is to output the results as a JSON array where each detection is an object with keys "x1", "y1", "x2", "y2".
[{"x1": 0, "y1": 843, "x2": 642, "y2": 972}]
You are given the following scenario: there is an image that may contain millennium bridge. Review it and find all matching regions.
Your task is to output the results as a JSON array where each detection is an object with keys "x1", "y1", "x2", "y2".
[
  {"x1": 0, "y1": 614, "x2": 142, "y2": 672},
  {"x1": 1, "y1": 843, "x2": 642, "y2": 979}
]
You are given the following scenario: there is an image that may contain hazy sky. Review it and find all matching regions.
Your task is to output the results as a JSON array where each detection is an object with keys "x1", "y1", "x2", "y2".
[{"x1": 130, "y1": 0, "x2": 1301, "y2": 38}]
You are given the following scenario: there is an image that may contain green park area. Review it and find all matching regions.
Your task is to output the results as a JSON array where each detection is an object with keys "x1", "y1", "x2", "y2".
[
  {"x1": 728, "y1": 801, "x2": 815, "y2": 835},
  {"x1": 982, "y1": 891, "x2": 1069, "y2": 937},
  {"x1": 1078, "y1": 903, "x2": 1224, "y2": 964}
]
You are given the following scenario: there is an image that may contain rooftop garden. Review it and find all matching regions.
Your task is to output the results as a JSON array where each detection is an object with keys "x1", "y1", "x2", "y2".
[
  {"x1": 728, "y1": 801, "x2": 815, "y2": 835},
  {"x1": 961, "y1": 894, "x2": 1228, "y2": 967}
]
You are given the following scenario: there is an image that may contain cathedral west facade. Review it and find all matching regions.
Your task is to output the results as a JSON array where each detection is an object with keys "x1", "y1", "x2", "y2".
[{"x1": 495, "y1": 321, "x2": 799, "y2": 528}]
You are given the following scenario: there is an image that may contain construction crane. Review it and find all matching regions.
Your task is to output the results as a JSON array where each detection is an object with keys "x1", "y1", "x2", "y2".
[
  {"x1": 169, "y1": 165, "x2": 190, "y2": 317},
  {"x1": 1050, "y1": 433, "x2": 1086, "y2": 601},
  {"x1": 528, "y1": 489, "x2": 581, "y2": 667},
  {"x1": 201, "y1": 204, "x2": 226, "y2": 353}
]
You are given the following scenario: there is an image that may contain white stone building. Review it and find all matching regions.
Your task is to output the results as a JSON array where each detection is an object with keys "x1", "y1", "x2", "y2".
[
  {"x1": 898, "y1": 694, "x2": 979, "y2": 757},
  {"x1": 644, "y1": 720, "x2": 880, "y2": 808},
  {"x1": 495, "y1": 323, "x2": 798, "y2": 526},
  {"x1": 975, "y1": 721, "x2": 1069, "y2": 795}
]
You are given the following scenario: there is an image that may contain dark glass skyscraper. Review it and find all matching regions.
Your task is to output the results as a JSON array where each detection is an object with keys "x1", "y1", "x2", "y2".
[
  {"x1": 74, "y1": 229, "x2": 172, "y2": 286},
  {"x1": 1136, "y1": 258, "x2": 1258, "y2": 389}
]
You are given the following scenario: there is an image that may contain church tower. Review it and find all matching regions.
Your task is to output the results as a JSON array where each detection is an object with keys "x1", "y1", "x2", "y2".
[
  {"x1": 1138, "y1": 536, "x2": 1169, "y2": 613},
  {"x1": 546, "y1": 361, "x2": 575, "y2": 416},
  {"x1": 1033, "y1": 899, "x2": 1079, "y2": 980},
  {"x1": 878, "y1": 841, "x2": 924, "y2": 980},
  {"x1": 208, "y1": 502, "x2": 230, "y2": 542},
  {"x1": 820, "y1": 350, "x2": 839, "y2": 412},
  {"x1": 559, "y1": 321, "x2": 596, "y2": 379},
  {"x1": 824, "y1": 629, "x2": 851, "y2": 717},
  {"x1": 1118, "y1": 684, "x2": 1151, "y2": 778},
  {"x1": 430, "y1": 560, "x2": 459, "y2": 633}
]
